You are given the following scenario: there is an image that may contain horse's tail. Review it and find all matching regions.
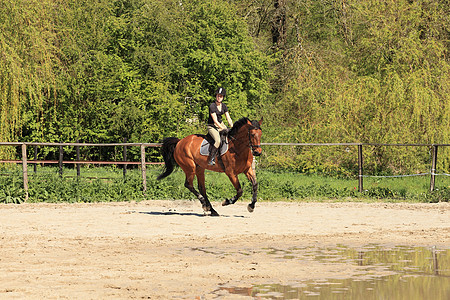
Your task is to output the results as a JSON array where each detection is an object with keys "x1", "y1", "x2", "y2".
[{"x1": 157, "y1": 137, "x2": 180, "y2": 180}]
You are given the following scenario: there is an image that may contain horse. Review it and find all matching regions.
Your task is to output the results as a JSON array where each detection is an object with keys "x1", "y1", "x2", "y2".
[{"x1": 157, "y1": 117, "x2": 263, "y2": 216}]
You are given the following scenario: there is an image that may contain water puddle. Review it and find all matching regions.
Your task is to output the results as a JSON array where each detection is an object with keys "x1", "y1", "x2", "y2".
[{"x1": 213, "y1": 245, "x2": 450, "y2": 299}]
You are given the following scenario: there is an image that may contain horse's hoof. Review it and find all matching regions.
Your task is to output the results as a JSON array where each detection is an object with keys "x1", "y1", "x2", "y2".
[
  {"x1": 222, "y1": 199, "x2": 230, "y2": 206},
  {"x1": 210, "y1": 209, "x2": 220, "y2": 217},
  {"x1": 247, "y1": 204, "x2": 254, "y2": 213}
]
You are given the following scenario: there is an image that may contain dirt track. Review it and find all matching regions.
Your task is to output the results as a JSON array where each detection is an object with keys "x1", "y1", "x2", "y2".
[{"x1": 0, "y1": 200, "x2": 449, "y2": 299}]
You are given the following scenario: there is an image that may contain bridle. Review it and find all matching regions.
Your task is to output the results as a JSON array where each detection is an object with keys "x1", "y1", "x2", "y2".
[
  {"x1": 248, "y1": 126, "x2": 261, "y2": 151},
  {"x1": 227, "y1": 121, "x2": 261, "y2": 151}
]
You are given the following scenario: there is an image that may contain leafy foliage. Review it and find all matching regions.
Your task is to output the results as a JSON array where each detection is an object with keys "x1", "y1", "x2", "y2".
[
  {"x1": 249, "y1": 0, "x2": 450, "y2": 175},
  {"x1": 0, "y1": 175, "x2": 24, "y2": 204},
  {"x1": 1, "y1": 0, "x2": 269, "y2": 161},
  {"x1": 1, "y1": 0, "x2": 449, "y2": 177}
]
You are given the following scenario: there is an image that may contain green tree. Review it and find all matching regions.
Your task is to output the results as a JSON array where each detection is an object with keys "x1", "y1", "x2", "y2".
[
  {"x1": 0, "y1": 0, "x2": 59, "y2": 160},
  {"x1": 246, "y1": 0, "x2": 450, "y2": 174}
]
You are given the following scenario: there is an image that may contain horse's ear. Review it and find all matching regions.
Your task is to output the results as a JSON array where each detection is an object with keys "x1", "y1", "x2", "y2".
[{"x1": 259, "y1": 117, "x2": 263, "y2": 126}]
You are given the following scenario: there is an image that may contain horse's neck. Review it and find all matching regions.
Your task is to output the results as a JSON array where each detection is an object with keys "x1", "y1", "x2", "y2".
[{"x1": 231, "y1": 126, "x2": 251, "y2": 153}]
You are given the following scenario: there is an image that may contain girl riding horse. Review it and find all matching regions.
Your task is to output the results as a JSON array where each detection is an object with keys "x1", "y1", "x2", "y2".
[{"x1": 157, "y1": 117, "x2": 263, "y2": 216}]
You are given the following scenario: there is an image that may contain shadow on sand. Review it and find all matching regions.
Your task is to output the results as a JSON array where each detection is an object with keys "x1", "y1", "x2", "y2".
[{"x1": 138, "y1": 211, "x2": 247, "y2": 218}]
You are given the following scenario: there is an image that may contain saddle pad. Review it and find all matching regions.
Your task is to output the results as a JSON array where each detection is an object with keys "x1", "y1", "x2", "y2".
[{"x1": 200, "y1": 138, "x2": 229, "y2": 156}]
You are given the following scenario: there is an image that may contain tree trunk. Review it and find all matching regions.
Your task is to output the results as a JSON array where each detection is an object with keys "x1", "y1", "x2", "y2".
[{"x1": 271, "y1": 0, "x2": 286, "y2": 49}]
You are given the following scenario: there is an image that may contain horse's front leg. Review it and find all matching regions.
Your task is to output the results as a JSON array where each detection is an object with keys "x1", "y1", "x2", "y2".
[
  {"x1": 222, "y1": 173, "x2": 242, "y2": 207},
  {"x1": 245, "y1": 169, "x2": 258, "y2": 213}
]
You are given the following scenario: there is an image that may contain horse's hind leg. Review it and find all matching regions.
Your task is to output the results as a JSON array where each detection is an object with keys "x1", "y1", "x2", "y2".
[
  {"x1": 183, "y1": 172, "x2": 206, "y2": 211},
  {"x1": 195, "y1": 167, "x2": 219, "y2": 216},
  {"x1": 183, "y1": 170, "x2": 219, "y2": 216}
]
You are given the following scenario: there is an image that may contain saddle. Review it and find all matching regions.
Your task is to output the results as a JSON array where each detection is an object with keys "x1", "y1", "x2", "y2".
[{"x1": 199, "y1": 130, "x2": 229, "y2": 156}]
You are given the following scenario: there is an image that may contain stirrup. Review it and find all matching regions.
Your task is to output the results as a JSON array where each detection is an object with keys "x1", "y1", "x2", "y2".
[{"x1": 208, "y1": 157, "x2": 216, "y2": 166}]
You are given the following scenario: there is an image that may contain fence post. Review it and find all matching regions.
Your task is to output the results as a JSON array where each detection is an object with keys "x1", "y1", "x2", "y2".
[
  {"x1": 21, "y1": 144, "x2": 29, "y2": 201},
  {"x1": 140, "y1": 144, "x2": 147, "y2": 193},
  {"x1": 76, "y1": 140, "x2": 81, "y2": 178},
  {"x1": 123, "y1": 138, "x2": 127, "y2": 178},
  {"x1": 358, "y1": 144, "x2": 364, "y2": 193},
  {"x1": 33, "y1": 145, "x2": 37, "y2": 173},
  {"x1": 430, "y1": 145, "x2": 438, "y2": 192},
  {"x1": 59, "y1": 144, "x2": 63, "y2": 177}
]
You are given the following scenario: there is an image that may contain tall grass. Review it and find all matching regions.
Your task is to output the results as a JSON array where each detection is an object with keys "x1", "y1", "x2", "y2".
[{"x1": 0, "y1": 165, "x2": 448, "y2": 204}]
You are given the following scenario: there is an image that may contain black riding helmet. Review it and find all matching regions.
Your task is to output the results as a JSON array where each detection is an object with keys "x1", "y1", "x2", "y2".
[{"x1": 215, "y1": 87, "x2": 226, "y2": 97}]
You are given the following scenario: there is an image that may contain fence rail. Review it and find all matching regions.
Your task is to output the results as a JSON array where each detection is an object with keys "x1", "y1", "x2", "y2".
[
  {"x1": 261, "y1": 142, "x2": 450, "y2": 192},
  {"x1": 1, "y1": 142, "x2": 449, "y2": 201}
]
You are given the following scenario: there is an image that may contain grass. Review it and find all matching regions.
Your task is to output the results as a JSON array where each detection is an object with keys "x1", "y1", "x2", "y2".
[
  {"x1": 253, "y1": 170, "x2": 450, "y2": 202},
  {"x1": 0, "y1": 165, "x2": 449, "y2": 203}
]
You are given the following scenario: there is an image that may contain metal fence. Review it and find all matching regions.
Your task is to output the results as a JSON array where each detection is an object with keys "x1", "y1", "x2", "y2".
[
  {"x1": 263, "y1": 142, "x2": 450, "y2": 192},
  {"x1": 1, "y1": 142, "x2": 449, "y2": 201}
]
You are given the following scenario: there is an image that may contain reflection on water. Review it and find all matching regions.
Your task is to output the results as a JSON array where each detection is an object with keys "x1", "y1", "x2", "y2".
[
  {"x1": 215, "y1": 245, "x2": 450, "y2": 299},
  {"x1": 249, "y1": 275, "x2": 449, "y2": 299}
]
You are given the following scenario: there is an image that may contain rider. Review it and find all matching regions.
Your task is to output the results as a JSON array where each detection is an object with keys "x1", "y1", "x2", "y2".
[{"x1": 207, "y1": 87, "x2": 233, "y2": 165}]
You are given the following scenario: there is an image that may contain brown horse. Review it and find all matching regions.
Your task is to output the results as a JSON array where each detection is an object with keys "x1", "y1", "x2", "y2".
[{"x1": 157, "y1": 117, "x2": 263, "y2": 216}]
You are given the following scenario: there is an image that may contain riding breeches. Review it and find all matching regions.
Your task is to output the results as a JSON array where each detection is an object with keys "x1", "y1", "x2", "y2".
[{"x1": 207, "y1": 125, "x2": 222, "y2": 148}]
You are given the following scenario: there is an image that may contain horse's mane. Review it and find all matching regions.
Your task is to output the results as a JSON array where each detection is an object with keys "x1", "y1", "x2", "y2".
[{"x1": 229, "y1": 117, "x2": 260, "y2": 137}]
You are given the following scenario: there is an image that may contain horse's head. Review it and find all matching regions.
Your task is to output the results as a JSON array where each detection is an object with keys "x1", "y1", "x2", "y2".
[
  {"x1": 229, "y1": 117, "x2": 263, "y2": 156},
  {"x1": 248, "y1": 118, "x2": 263, "y2": 156}
]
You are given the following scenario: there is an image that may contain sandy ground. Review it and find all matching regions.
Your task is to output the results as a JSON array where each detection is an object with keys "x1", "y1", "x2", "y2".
[{"x1": 0, "y1": 200, "x2": 449, "y2": 299}]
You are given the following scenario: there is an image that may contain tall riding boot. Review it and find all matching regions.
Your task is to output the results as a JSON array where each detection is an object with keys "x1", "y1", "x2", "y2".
[{"x1": 207, "y1": 146, "x2": 219, "y2": 166}]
